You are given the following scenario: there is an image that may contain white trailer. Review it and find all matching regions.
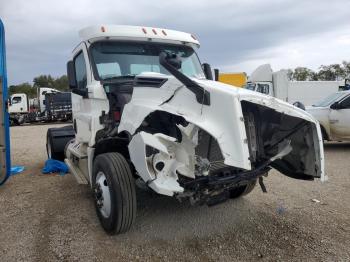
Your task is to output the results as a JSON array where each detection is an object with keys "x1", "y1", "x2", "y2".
[{"x1": 246, "y1": 64, "x2": 344, "y2": 106}]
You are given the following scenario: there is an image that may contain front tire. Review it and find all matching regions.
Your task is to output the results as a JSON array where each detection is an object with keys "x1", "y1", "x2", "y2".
[
  {"x1": 93, "y1": 153, "x2": 136, "y2": 235},
  {"x1": 229, "y1": 179, "x2": 256, "y2": 199}
]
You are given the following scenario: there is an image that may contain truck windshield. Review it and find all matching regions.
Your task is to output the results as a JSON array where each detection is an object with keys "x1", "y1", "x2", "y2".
[
  {"x1": 90, "y1": 41, "x2": 205, "y2": 80},
  {"x1": 313, "y1": 92, "x2": 345, "y2": 107},
  {"x1": 244, "y1": 83, "x2": 256, "y2": 91}
]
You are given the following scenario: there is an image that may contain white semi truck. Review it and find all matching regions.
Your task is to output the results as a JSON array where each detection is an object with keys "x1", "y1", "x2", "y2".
[
  {"x1": 46, "y1": 25, "x2": 325, "y2": 234},
  {"x1": 9, "y1": 87, "x2": 72, "y2": 125},
  {"x1": 245, "y1": 64, "x2": 347, "y2": 106}
]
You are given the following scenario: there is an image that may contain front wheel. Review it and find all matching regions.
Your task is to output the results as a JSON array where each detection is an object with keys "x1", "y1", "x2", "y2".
[
  {"x1": 93, "y1": 153, "x2": 137, "y2": 235},
  {"x1": 229, "y1": 179, "x2": 257, "y2": 199}
]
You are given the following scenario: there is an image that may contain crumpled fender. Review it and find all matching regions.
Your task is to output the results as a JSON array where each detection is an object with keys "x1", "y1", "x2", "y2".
[{"x1": 118, "y1": 76, "x2": 252, "y2": 170}]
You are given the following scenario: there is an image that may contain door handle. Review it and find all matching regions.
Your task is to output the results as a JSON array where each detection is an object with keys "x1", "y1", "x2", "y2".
[{"x1": 330, "y1": 119, "x2": 339, "y2": 124}]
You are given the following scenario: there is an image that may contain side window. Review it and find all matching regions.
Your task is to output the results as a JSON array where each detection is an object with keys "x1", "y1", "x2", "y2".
[
  {"x1": 74, "y1": 51, "x2": 87, "y2": 89},
  {"x1": 12, "y1": 96, "x2": 22, "y2": 104},
  {"x1": 256, "y1": 84, "x2": 270, "y2": 94},
  {"x1": 340, "y1": 96, "x2": 350, "y2": 109}
]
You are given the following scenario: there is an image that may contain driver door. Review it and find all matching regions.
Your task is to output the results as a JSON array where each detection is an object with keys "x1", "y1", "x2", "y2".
[
  {"x1": 71, "y1": 45, "x2": 92, "y2": 144},
  {"x1": 0, "y1": 19, "x2": 11, "y2": 184},
  {"x1": 329, "y1": 94, "x2": 350, "y2": 140}
]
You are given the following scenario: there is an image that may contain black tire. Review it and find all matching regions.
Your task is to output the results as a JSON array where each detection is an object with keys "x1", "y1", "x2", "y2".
[
  {"x1": 229, "y1": 179, "x2": 257, "y2": 199},
  {"x1": 320, "y1": 126, "x2": 328, "y2": 142},
  {"x1": 46, "y1": 126, "x2": 75, "y2": 161},
  {"x1": 10, "y1": 117, "x2": 20, "y2": 126},
  {"x1": 92, "y1": 153, "x2": 136, "y2": 235},
  {"x1": 46, "y1": 130, "x2": 64, "y2": 160}
]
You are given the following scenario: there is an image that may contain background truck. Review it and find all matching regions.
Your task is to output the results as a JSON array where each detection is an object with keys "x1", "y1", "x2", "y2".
[
  {"x1": 245, "y1": 64, "x2": 347, "y2": 106},
  {"x1": 0, "y1": 18, "x2": 11, "y2": 185},
  {"x1": 218, "y1": 72, "x2": 247, "y2": 87},
  {"x1": 47, "y1": 25, "x2": 324, "y2": 235},
  {"x1": 9, "y1": 87, "x2": 72, "y2": 125}
]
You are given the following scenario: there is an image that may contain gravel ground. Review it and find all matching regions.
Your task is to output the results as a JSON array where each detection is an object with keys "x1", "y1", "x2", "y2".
[{"x1": 0, "y1": 124, "x2": 349, "y2": 261}]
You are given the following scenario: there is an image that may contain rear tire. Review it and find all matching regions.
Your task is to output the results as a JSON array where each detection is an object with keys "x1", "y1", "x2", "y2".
[
  {"x1": 46, "y1": 127, "x2": 75, "y2": 161},
  {"x1": 229, "y1": 179, "x2": 256, "y2": 199},
  {"x1": 93, "y1": 152, "x2": 136, "y2": 235},
  {"x1": 46, "y1": 130, "x2": 64, "y2": 160}
]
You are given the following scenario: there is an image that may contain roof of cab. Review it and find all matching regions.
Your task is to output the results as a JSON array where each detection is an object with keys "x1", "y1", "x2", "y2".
[{"x1": 79, "y1": 25, "x2": 200, "y2": 47}]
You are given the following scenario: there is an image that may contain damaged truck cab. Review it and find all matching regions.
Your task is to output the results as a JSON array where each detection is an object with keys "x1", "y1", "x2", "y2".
[{"x1": 55, "y1": 25, "x2": 325, "y2": 234}]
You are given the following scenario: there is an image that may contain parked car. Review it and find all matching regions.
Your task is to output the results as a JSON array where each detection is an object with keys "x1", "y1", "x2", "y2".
[{"x1": 306, "y1": 91, "x2": 350, "y2": 141}]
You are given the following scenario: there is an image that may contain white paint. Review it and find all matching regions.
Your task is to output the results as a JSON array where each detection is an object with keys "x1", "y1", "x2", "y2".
[
  {"x1": 65, "y1": 25, "x2": 326, "y2": 196},
  {"x1": 79, "y1": 25, "x2": 200, "y2": 48},
  {"x1": 307, "y1": 91, "x2": 350, "y2": 141},
  {"x1": 247, "y1": 64, "x2": 344, "y2": 106}
]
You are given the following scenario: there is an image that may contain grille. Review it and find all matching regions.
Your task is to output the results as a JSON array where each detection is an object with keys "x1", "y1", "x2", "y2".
[{"x1": 195, "y1": 130, "x2": 228, "y2": 173}]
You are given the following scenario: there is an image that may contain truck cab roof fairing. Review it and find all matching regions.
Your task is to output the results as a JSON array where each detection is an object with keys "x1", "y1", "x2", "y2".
[{"x1": 79, "y1": 25, "x2": 200, "y2": 48}]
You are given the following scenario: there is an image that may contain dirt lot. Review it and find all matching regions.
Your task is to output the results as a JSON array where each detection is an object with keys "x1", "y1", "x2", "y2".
[{"x1": 0, "y1": 124, "x2": 349, "y2": 261}]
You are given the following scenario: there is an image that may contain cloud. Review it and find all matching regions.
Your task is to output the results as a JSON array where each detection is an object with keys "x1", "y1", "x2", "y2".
[{"x1": 1, "y1": 0, "x2": 350, "y2": 85}]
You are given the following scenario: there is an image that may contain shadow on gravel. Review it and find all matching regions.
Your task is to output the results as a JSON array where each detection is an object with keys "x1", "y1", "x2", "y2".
[{"x1": 114, "y1": 187, "x2": 257, "y2": 241}]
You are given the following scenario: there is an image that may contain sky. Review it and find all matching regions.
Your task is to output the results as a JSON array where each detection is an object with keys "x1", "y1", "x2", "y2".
[{"x1": 1, "y1": 0, "x2": 350, "y2": 85}]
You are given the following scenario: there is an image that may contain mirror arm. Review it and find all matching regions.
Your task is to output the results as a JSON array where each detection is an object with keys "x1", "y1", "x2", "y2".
[{"x1": 159, "y1": 52, "x2": 210, "y2": 106}]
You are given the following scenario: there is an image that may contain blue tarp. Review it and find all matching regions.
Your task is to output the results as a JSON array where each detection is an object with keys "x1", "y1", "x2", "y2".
[
  {"x1": 10, "y1": 166, "x2": 25, "y2": 175},
  {"x1": 42, "y1": 159, "x2": 69, "y2": 175}
]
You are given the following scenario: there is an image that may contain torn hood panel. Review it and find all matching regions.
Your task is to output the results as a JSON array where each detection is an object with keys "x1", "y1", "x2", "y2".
[{"x1": 119, "y1": 74, "x2": 325, "y2": 181}]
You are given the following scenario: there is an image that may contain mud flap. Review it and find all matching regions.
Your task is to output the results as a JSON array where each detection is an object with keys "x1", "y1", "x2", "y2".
[{"x1": 0, "y1": 19, "x2": 11, "y2": 185}]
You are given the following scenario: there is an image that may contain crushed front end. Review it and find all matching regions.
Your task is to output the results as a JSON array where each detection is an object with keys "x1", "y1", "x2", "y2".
[{"x1": 118, "y1": 74, "x2": 324, "y2": 205}]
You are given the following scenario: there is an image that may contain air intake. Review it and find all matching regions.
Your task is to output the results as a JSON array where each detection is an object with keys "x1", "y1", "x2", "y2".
[{"x1": 134, "y1": 77, "x2": 167, "y2": 88}]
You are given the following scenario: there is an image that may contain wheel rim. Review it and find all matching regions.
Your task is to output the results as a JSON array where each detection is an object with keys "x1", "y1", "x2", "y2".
[{"x1": 95, "y1": 171, "x2": 111, "y2": 218}]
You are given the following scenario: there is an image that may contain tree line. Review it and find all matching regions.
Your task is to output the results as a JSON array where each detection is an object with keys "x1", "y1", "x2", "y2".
[
  {"x1": 8, "y1": 75, "x2": 69, "y2": 98},
  {"x1": 8, "y1": 60, "x2": 350, "y2": 98},
  {"x1": 289, "y1": 61, "x2": 350, "y2": 81}
]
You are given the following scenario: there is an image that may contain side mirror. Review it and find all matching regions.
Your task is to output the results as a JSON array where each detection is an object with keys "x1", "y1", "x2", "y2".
[
  {"x1": 67, "y1": 60, "x2": 88, "y2": 98},
  {"x1": 214, "y1": 69, "x2": 219, "y2": 81},
  {"x1": 159, "y1": 51, "x2": 210, "y2": 105},
  {"x1": 345, "y1": 79, "x2": 350, "y2": 90},
  {"x1": 202, "y1": 63, "x2": 213, "y2": 80},
  {"x1": 67, "y1": 61, "x2": 77, "y2": 89},
  {"x1": 163, "y1": 53, "x2": 182, "y2": 69}
]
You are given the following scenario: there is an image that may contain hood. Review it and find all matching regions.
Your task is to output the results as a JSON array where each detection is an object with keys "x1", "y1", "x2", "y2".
[{"x1": 196, "y1": 79, "x2": 318, "y2": 124}]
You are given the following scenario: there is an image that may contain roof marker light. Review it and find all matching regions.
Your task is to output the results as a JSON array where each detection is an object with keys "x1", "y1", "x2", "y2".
[
  {"x1": 152, "y1": 29, "x2": 157, "y2": 35},
  {"x1": 162, "y1": 30, "x2": 167, "y2": 36},
  {"x1": 191, "y1": 34, "x2": 197, "y2": 40},
  {"x1": 142, "y1": 28, "x2": 147, "y2": 34},
  {"x1": 101, "y1": 26, "x2": 106, "y2": 33}
]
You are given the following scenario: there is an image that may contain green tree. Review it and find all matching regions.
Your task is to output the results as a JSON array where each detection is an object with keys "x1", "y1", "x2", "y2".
[
  {"x1": 33, "y1": 75, "x2": 55, "y2": 88},
  {"x1": 317, "y1": 64, "x2": 345, "y2": 81},
  {"x1": 292, "y1": 67, "x2": 314, "y2": 81},
  {"x1": 53, "y1": 75, "x2": 69, "y2": 91},
  {"x1": 8, "y1": 83, "x2": 37, "y2": 98},
  {"x1": 342, "y1": 61, "x2": 350, "y2": 79}
]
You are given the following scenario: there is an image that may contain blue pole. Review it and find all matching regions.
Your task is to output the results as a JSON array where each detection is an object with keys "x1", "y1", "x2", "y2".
[{"x1": 0, "y1": 18, "x2": 11, "y2": 185}]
